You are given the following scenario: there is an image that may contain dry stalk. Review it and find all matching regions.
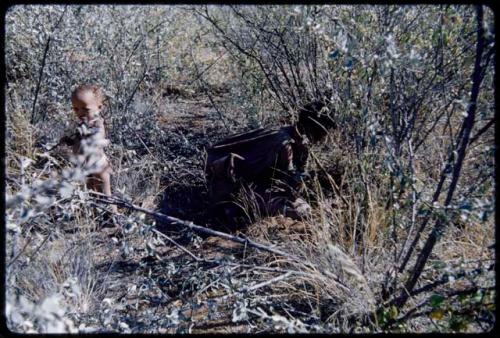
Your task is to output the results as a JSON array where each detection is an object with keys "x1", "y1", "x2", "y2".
[{"x1": 310, "y1": 151, "x2": 349, "y2": 207}]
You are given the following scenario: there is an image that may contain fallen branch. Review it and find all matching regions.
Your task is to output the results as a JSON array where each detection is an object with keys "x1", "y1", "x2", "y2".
[{"x1": 91, "y1": 192, "x2": 352, "y2": 293}]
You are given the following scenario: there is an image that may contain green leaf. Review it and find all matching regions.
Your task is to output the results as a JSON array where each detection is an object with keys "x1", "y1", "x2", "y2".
[
  {"x1": 430, "y1": 294, "x2": 445, "y2": 308},
  {"x1": 449, "y1": 316, "x2": 468, "y2": 332},
  {"x1": 429, "y1": 309, "x2": 444, "y2": 320},
  {"x1": 433, "y1": 261, "x2": 446, "y2": 269},
  {"x1": 472, "y1": 290, "x2": 483, "y2": 303},
  {"x1": 376, "y1": 308, "x2": 388, "y2": 324},
  {"x1": 432, "y1": 30, "x2": 439, "y2": 44},
  {"x1": 388, "y1": 305, "x2": 398, "y2": 319}
]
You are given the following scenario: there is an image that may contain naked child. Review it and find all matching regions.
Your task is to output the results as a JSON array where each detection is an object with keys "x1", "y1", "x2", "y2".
[{"x1": 61, "y1": 84, "x2": 117, "y2": 214}]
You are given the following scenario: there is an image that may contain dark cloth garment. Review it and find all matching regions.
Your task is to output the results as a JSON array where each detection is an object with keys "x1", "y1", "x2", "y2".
[
  {"x1": 206, "y1": 125, "x2": 310, "y2": 211},
  {"x1": 205, "y1": 100, "x2": 334, "y2": 226},
  {"x1": 207, "y1": 126, "x2": 309, "y2": 182}
]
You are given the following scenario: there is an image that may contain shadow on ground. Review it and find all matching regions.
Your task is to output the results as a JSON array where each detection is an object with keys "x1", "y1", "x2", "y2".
[
  {"x1": 156, "y1": 181, "x2": 256, "y2": 235},
  {"x1": 158, "y1": 182, "x2": 210, "y2": 229}
]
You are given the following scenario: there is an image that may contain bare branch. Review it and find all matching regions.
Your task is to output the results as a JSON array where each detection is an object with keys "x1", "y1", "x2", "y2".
[
  {"x1": 468, "y1": 118, "x2": 495, "y2": 145},
  {"x1": 397, "y1": 5, "x2": 486, "y2": 308},
  {"x1": 31, "y1": 5, "x2": 68, "y2": 124}
]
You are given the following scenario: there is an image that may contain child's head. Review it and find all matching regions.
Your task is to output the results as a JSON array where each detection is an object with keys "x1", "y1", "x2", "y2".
[{"x1": 71, "y1": 85, "x2": 104, "y2": 122}]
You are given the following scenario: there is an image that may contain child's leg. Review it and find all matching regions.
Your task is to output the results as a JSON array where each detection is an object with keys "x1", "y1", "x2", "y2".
[
  {"x1": 99, "y1": 170, "x2": 117, "y2": 213},
  {"x1": 86, "y1": 174, "x2": 101, "y2": 192},
  {"x1": 86, "y1": 170, "x2": 117, "y2": 214}
]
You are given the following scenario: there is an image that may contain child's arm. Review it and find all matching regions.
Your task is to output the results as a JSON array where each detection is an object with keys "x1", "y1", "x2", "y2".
[
  {"x1": 50, "y1": 118, "x2": 81, "y2": 149},
  {"x1": 91, "y1": 117, "x2": 111, "y2": 147},
  {"x1": 44, "y1": 131, "x2": 79, "y2": 152}
]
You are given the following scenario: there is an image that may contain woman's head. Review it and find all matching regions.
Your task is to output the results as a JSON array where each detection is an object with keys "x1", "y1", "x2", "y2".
[{"x1": 297, "y1": 100, "x2": 336, "y2": 143}]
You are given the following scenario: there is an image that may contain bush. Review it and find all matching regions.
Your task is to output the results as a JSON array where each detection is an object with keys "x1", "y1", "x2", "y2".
[{"x1": 5, "y1": 4, "x2": 495, "y2": 333}]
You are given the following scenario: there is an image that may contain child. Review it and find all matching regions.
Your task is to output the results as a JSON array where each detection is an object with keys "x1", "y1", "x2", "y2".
[{"x1": 61, "y1": 84, "x2": 117, "y2": 214}]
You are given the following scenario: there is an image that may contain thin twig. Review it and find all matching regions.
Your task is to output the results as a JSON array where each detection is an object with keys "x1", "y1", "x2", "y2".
[
  {"x1": 31, "y1": 5, "x2": 68, "y2": 124},
  {"x1": 188, "y1": 44, "x2": 230, "y2": 133},
  {"x1": 26, "y1": 229, "x2": 53, "y2": 264},
  {"x1": 238, "y1": 271, "x2": 293, "y2": 293},
  {"x1": 388, "y1": 285, "x2": 495, "y2": 329},
  {"x1": 468, "y1": 118, "x2": 495, "y2": 145},
  {"x1": 152, "y1": 228, "x2": 202, "y2": 262},
  {"x1": 389, "y1": 263, "x2": 494, "y2": 307},
  {"x1": 7, "y1": 231, "x2": 33, "y2": 269}
]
